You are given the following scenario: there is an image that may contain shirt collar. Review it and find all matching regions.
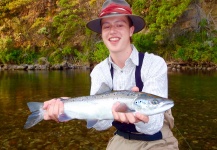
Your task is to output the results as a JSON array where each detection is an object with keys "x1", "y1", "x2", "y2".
[{"x1": 107, "y1": 44, "x2": 139, "y2": 69}]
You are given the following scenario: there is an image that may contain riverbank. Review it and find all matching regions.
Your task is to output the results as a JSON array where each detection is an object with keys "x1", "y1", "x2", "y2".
[
  {"x1": 0, "y1": 61, "x2": 217, "y2": 72},
  {"x1": 167, "y1": 61, "x2": 217, "y2": 72},
  {"x1": 0, "y1": 60, "x2": 90, "y2": 71}
]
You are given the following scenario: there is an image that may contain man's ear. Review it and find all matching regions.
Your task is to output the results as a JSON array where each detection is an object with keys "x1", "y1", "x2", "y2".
[{"x1": 130, "y1": 26, "x2": 135, "y2": 37}]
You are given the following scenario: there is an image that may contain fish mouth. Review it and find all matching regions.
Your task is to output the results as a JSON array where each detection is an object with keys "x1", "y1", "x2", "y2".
[{"x1": 159, "y1": 101, "x2": 174, "y2": 110}]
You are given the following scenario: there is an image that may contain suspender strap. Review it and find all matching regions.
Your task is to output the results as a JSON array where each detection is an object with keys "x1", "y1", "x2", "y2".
[
  {"x1": 136, "y1": 52, "x2": 144, "y2": 91},
  {"x1": 110, "y1": 63, "x2": 114, "y2": 80}
]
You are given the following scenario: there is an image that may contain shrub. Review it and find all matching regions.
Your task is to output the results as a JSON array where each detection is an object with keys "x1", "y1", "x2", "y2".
[{"x1": 90, "y1": 42, "x2": 109, "y2": 63}]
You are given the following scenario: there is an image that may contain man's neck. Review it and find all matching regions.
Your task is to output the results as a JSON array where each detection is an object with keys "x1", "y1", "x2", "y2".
[{"x1": 110, "y1": 45, "x2": 132, "y2": 68}]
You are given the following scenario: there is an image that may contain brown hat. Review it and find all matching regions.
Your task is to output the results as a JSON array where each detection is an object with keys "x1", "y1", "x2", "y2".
[{"x1": 86, "y1": 0, "x2": 145, "y2": 34}]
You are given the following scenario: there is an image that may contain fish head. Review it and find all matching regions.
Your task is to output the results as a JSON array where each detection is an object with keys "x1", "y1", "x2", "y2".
[{"x1": 133, "y1": 93, "x2": 174, "y2": 115}]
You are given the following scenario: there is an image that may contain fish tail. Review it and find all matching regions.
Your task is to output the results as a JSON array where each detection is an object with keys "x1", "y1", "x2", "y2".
[{"x1": 24, "y1": 102, "x2": 44, "y2": 129}]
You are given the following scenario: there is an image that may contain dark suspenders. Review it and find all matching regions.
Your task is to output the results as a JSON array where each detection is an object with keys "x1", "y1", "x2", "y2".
[{"x1": 135, "y1": 52, "x2": 144, "y2": 91}]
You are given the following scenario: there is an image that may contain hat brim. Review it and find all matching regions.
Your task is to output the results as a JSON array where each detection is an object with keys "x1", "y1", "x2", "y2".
[{"x1": 86, "y1": 14, "x2": 145, "y2": 34}]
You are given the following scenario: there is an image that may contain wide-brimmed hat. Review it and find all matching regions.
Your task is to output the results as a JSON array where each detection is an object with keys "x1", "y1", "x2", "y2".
[{"x1": 86, "y1": 0, "x2": 145, "y2": 34}]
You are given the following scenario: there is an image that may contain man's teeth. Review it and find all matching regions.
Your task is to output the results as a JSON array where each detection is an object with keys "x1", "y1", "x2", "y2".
[{"x1": 110, "y1": 38, "x2": 119, "y2": 41}]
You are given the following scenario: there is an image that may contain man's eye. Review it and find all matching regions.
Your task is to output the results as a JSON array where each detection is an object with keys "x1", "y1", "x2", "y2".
[
  {"x1": 102, "y1": 25, "x2": 110, "y2": 29},
  {"x1": 117, "y1": 24, "x2": 123, "y2": 27},
  {"x1": 103, "y1": 27, "x2": 109, "y2": 29}
]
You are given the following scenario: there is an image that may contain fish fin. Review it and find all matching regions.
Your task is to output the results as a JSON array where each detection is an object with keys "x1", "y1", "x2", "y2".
[
  {"x1": 95, "y1": 83, "x2": 111, "y2": 95},
  {"x1": 86, "y1": 120, "x2": 98, "y2": 129},
  {"x1": 24, "y1": 102, "x2": 44, "y2": 129},
  {"x1": 115, "y1": 102, "x2": 134, "y2": 113},
  {"x1": 58, "y1": 113, "x2": 72, "y2": 122}
]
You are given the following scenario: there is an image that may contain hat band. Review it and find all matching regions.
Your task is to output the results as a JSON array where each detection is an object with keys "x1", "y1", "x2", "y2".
[{"x1": 99, "y1": 3, "x2": 132, "y2": 17}]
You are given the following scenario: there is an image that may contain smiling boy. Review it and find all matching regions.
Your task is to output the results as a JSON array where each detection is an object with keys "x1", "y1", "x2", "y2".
[{"x1": 43, "y1": 0, "x2": 179, "y2": 149}]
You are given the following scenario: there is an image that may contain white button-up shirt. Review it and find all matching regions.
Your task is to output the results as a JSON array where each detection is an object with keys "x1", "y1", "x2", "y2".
[{"x1": 90, "y1": 45, "x2": 167, "y2": 135}]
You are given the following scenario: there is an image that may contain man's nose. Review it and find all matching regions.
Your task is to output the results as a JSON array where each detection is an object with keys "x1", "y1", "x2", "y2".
[{"x1": 110, "y1": 25, "x2": 117, "y2": 33}]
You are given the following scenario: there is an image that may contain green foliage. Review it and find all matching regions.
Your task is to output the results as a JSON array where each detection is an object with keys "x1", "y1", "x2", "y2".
[
  {"x1": 175, "y1": 41, "x2": 217, "y2": 63},
  {"x1": 52, "y1": 0, "x2": 86, "y2": 45},
  {"x1": 62, "y1": 46, "x2": 73, "y2": 55},
  {"x1": 174, "y1": 30, "x2": 217, "y2": 63},
  {"x1": 0, "y1": 0, "x2": 33, "y2": 19},
  {"x1": 21, "y1": 45, "x2": 38, "y2": 64},
  {"x1": 73, "y1": 49, "x2": 88, "y2": 64},
  {"x1": 48, "y1": 46, "x2": 88, "y2": 64},
  {"x1": 132, "y1": 33, "x2": 157, "y2": 54},
  {"x1": 0, "y1": 0, "x2": 217, "y2": 65},
  {"x1": 132, "y1": 0, "x2": 191, "y2": 42},
  {"x1": 0, "y1": 37, "x2": 38, "y2": 64},
  {"x1": 37, "y1": 27, "x2": 49, "y2": 35},
  {"x1": 48, "y1": 49, "x2": 63, "y2": 64},
  {"x1": 0, "y1": 37, "x2": 16, "y2": 64},
  {"x1": 90, "y1": 42, "x2": 109, "y2": 63},
  {"x1": 172, "y1": 17, "x2": 217, "y2": 63}
]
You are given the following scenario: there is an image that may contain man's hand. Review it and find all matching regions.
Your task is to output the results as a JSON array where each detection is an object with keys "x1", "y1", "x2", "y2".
[
  {"x1": 111, "y1": 86, "x2": 149, "y2": 124},
  {"x1": 43, "y1": 98, "x2": 67, "y2": 122}
]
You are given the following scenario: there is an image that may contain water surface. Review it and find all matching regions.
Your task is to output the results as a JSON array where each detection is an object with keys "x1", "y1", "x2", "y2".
[{"x1": 0, "y1": 70, "x2": 216, "y2": 149}]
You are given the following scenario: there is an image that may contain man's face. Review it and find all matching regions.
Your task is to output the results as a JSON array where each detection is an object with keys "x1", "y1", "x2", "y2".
[{"x1": 101, "y1": 16, "x2": 134, "y2": 53}]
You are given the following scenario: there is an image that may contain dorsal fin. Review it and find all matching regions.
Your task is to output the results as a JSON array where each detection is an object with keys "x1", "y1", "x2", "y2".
[{"x1": 95, "y1": 83, "x2": 111, "y2": 95}]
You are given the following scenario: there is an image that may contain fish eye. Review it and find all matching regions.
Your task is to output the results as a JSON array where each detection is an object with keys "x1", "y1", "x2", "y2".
[{"x1": 151, "y1": 99, "x2": 159, "y2": 105}]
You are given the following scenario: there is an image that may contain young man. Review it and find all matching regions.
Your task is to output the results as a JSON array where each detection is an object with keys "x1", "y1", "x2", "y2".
[{"x1": 43, "y1": 0, "x2": 178, "y2": 149}]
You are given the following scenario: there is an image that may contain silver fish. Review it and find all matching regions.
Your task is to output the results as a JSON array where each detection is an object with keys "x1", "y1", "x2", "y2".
[{"x1": 24, "y1": 84, "x2": 174, "y2": 129}]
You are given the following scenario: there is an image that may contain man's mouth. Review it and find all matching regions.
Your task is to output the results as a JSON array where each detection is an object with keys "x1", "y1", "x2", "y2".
[{"x1": 109, "y1": 37, "x2": 120, "y2": 42}]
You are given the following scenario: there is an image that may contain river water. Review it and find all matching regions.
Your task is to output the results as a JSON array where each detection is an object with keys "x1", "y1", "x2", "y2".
[{"x1": 0, "y1": 70, "x2": 216, "y2": 150}]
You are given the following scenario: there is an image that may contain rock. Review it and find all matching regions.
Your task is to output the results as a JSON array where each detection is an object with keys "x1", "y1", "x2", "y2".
[
  {"x1": 202, "y1": 67, "x2": 207, "y2": 71},
  {"x1": 181, "y1": 66, "x2": 186, "y2": 71},
  {"x1": 27, "y1": 65, "x2": 35, "y2": 70},
  {"x1": 177, "y1": 65, "x2": 181, "y2": 69},
  {"x1": 34, "y1": 64, "x2": 49, "y2": 70},
  {"x1": 172, "y1": 68, "x2": 176, "y2": 72},
  {"x1": 167, "y1": 66, "x2": 172, "y2": 71},
  {"x1": 61, "y1": 61, "x2": 69, "y2": 69},
  {"x1": 50, "y1": 64, "x2": 62, "y2": 70},
  {"x1": 67, "y1": 62, "x2": 75, "y2": 69},
  {"x1": 2, "y1": 64, "x2": 9, "y2": 70},
  {"x1": 207, "y1": 67, "x2": 215, "y2": 71},
  {"x1": 16, "y1": 64, "x2": 28, "y2": 70}
]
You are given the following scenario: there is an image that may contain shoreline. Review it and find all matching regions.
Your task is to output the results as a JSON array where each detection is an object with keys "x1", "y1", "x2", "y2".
[{"x1": 0, "y1": 61, "x2": 217, "y2": 72}]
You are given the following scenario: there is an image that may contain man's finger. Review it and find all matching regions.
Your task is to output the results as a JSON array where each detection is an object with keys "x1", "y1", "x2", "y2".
[
  {"x1": 132, "y1": 86, "x2": 139, "y2": 92},
  {"x1": 135, "y1": 112, "x2": 149, "y2": 123}
]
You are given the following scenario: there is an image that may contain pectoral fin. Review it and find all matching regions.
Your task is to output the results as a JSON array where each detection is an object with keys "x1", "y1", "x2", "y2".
[
  {"x1": 58, "y1": 113, "x2": 71, "y2": 122},
  {"x1": 115, "y1": 102, "x2": 135, "y2": 113},
  {"x1": 86, "y1": 120, "x2": 98, "y2": 129}
]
